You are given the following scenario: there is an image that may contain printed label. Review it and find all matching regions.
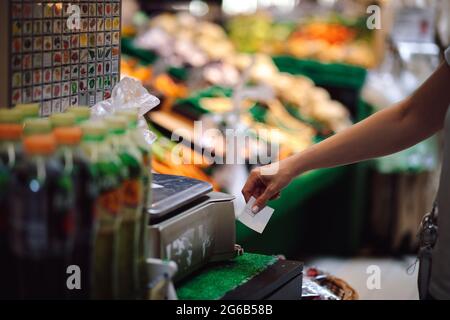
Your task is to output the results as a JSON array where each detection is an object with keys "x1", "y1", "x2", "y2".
[
  {"x1": 122, "y1": 179, "x2": 142, "y2": 208},
  {"x1": 98, "y1": 188, "x2": 123, "y2": 217}
]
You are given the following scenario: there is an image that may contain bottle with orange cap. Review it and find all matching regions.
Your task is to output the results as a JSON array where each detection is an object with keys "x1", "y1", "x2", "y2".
[
  {"x1": 0, "y1": 109, "x2": 25, "y2": 167},
  {"x1": 105, "y1": 115, "x2": 144, "y2": 299},
  {"x1": 0, "y1": 109, "x2": 24, "y2": 299},
  {"x1": 51, "y1": 113, "x2": 98, "y2": 299},
  {"x1": 80, "y1": 120, "x2": 124, "y2": 300},
  {"x1": 8, "y1": 133, "x2": 75, "y2": 299}
]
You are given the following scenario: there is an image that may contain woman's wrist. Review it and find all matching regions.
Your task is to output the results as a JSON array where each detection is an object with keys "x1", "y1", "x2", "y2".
[{"x1": 284, "y1": 152, "x2": 310, "y2": 178}]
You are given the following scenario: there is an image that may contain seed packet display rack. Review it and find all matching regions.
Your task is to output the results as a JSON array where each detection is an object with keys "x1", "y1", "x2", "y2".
[{"x1": 0, "y1": 1, "x2": 122, "y2": 114}]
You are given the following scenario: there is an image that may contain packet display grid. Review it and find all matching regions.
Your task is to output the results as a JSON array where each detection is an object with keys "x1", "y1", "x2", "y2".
[{"x1": 8, "y1": 0, "x2": 122, "y2": 115}]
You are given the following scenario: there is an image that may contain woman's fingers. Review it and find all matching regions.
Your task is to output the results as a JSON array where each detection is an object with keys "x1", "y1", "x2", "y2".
[
  {"x1": 242, "y1": 161, "x2": 290, "y2": 213},
  {"x1": 270, "y1": 192, "x2": 281, "y2": 200},
  {"x1": 241, "y1": 169, "x2": 261, "y2": 202},
  {"x1": 252, "y1": 186, "x2": 276, "y2": 214},
  {"x1": 241, "y1": 177, "x2": 255, "y2": 203},
  {"x1": 242, "y1": 167, "x2": 281, "y2": 212}
]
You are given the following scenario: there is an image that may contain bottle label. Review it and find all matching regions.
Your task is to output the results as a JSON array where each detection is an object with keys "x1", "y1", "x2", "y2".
[
  {"x1": 97, "y1": 188, "x2": 122, "y2": 217},
  {"x1": 122, "y1": 179, "x2": 143, "y2": 222},
  {"x1": 123, "y1": 179, "x2": 142, "y2": 207},
  {"x1": 141, "y1": 152, "x2": 151, "y2": 208},
  {"x1": 142, "y1": 154, "x2": 150, "y2": 168}
]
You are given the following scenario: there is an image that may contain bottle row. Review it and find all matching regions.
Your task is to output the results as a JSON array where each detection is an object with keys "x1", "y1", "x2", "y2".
[{"x1": 0, "y1": 104, "x2": 152, "y2": 299}]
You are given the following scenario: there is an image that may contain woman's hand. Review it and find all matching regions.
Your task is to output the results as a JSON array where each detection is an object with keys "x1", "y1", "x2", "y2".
[
  {"x1": 241, "y1": 159, "x2": 296, "y2": 213},
  {"x1": 244, "y1": 60, "x2": 450, "y2": 215}
]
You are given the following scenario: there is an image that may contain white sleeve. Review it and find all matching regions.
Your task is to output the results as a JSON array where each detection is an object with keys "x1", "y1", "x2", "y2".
[{"x1": 446, "y1": 47, "x2": 450, "y2": 66}]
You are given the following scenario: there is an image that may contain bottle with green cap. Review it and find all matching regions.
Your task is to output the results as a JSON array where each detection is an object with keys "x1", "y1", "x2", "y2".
[
  {"x1": 116, "y1": 109, "x2": 152, "y2": 206},
  {"x1": 23, "y1": 118, "x2": 52, "y2": 137},
  {"x1": 66, "y1": 106, "x2": 91, "y2": 124},
  {"x1": 105, "y1": 115, "x2": 144, "y2": 299},
  {"x1": 52, "y1": 115, "x2": 98, "y2": 299},
  {"x1": 0, "y1": 109, "x2": 24, "y2": 167},
  {"x1": 15, "y1": 103, "x2": 40, "y2": 120},
  {"x1": 81, "y1": 120, "x2": 124, "y2": 300},
  {"x1": 50, "y1": 112, "x2": 77, "y2": 129},
  {"x1": 116, "y1": 109, "x2": 152, "y2": 297}
]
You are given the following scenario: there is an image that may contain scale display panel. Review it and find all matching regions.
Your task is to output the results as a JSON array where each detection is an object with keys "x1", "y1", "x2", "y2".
[{"x1": 150, "y1": 174, "x2": 213, "y2": 219}]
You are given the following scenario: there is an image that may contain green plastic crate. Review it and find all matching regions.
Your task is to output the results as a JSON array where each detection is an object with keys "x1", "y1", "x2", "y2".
[
  {"x1": 121, "y1": 37, "x2": 158, "y2": 65},
  {"x1": 272, "y1": 56, "x2": 367, "y2": 119}
]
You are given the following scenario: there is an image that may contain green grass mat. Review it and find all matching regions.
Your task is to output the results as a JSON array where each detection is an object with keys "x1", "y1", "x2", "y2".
[{"x1": 176, "y1": 253, "x2": 278, "y2": 300}]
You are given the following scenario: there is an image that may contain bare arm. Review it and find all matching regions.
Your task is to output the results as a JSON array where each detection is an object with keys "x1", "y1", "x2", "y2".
[
  {"x1": 243, "y1": 62, "x2": 450, "y2": 212},
  {"x1": 288, "y1": 61, "x2": 450, "y2": 173}
]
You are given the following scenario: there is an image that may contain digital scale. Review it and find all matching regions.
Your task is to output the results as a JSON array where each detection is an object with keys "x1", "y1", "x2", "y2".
[
  {"x1": 146, "y1": 174, "x2": 303, "y2": 300},
  {"x1": 147, "y1": 174, "x2": 237, "y2": 281}
]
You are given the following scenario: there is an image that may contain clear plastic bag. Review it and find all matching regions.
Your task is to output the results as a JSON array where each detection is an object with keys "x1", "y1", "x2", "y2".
[
  {"x1": 302, "y1": 278, "x2": 340, "y2": 300},
  {"x1": 91, "y1": 77, "x2": 160, "y2": 144}
]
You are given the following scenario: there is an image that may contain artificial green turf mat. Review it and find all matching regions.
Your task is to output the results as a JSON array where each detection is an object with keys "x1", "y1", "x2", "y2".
[{"x1": 176, "y1": 253, "x2": 278, "y2": 300}]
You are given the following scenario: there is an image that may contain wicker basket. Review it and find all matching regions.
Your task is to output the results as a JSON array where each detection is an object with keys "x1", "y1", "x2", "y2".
[{"x1": 320, "y1": 275, "x2": 359, "y2": 300}]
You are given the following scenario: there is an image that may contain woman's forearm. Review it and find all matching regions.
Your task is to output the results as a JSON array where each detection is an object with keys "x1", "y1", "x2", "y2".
[
  {"x1": 287, "y1": 62, "x2": 450, "y2": 176},
  {"x1": 243, "y1": 62, "x2": 450, "y2": 209},
  {"x1": 288, "y1": 100, "x2": 428, "y2": 174}
]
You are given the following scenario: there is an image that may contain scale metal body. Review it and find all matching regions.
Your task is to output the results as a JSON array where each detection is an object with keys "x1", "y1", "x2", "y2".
[{"x1": 147, "y1": 174, "x2": 237, "y2": 281}]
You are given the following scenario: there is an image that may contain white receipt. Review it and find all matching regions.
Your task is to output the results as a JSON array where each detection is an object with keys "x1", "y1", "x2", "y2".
[{"x1": 237, "y1": 197, "x2": 274, "y2": 234}]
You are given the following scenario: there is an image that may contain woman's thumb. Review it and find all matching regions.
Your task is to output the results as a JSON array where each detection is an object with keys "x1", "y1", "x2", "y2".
[{"x1": 252, "y1": 188, "x2": 273, "y2": 214}]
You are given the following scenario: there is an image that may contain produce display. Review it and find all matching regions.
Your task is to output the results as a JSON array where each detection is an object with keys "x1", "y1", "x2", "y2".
[
  {"x1": 149, "y1": 125, "x2": 220, "y2": 190},
  {"x1": 0, "y1": 106, "x2": 151, "y2": 300},
  {"x1": 130, "y1": 13, "x2": 241, "y2": 88},
  {"x1": 120, "y1": 12, "x2": 355, "y2": 188},
  {"x1": 287, "y1": 20, "x2": 376, "y2": 68},
  {"x1": 228, "y1": 13, "x2": 377, "y2": 68},
  {"x1": 121, "y1": 57, "x2": 190, "y2": 112},
  {"x1": 232, "y1": 54, "x2": 353, "y2": 134},
  {"x1": 134, "y1": 13, "x2": 235, "y2": 68},
  {"x1": 227, "y1": 12, "x2": 295, "y2": 55},
  {"x1": 120, "y1": 58, "x2": 153, "y2": 87}
]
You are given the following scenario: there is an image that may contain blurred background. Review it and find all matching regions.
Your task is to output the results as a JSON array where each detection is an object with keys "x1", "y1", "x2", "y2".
[{"x1": 120, "y1": 0, "x2": 450, "y2": 299}]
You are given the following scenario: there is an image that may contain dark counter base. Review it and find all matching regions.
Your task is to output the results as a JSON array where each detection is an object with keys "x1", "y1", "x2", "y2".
[{"x1": 222, "y1": 260, "x2": 303, "y2": 300}]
